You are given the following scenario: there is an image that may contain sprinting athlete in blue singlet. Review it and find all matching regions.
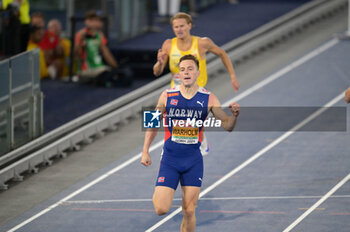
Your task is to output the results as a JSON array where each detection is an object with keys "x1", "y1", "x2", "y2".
[
  {"x1": 141, "y1": 55, "x2": 240, "y2": 232},
  {"x1": 157, "y1": 85, "x2": 210, "y2": 190}
]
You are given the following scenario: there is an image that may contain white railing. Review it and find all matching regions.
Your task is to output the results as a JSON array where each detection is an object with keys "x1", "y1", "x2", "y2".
[{"x1": 0, "y1": 49, "x2": 43, "y2": 158}]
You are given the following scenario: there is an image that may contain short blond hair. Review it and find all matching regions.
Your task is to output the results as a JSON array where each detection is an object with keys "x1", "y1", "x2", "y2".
[{"x1": 170, "y1": 12, "x2": 192, "y2": 25}]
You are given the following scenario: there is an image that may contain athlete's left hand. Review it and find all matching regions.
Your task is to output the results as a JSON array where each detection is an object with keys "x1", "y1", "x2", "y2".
[
  {"x1": 141, "y1": 152, "x2": 152, "y2": 167},
  {"x1": 229, "y1": 103, "x2": 240, "y2": 117},
  {"x1": 231, "y1": 79, "x2": 240, "y2": 92}
]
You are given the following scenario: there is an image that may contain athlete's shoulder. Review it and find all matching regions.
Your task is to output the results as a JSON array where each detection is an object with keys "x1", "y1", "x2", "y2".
[
  {"x1": 208, "y1": 92, "x2": 220, "y2": 108},
  {"x1": 166, "y1": 86, "x2": 180, "y2": 93},
  {"x1": 162, "y1": 39, "x2": 172, "y2": 47},
  {"x1": 157, "y1": 90, "x2": 168, "y2": 109},
  {"x1": 198, "y1": 87, "x2": 211, "y2": 95},
  {"x1": 198, "y1": 36, "x2": 212, "y2": 43},
  {"x1": 198, "y1": 37, "x2": 215, "y2": 49}
]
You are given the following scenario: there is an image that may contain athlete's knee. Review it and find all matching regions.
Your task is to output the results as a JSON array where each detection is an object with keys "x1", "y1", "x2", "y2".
[
  {"x1": 182, "y1": 204, "x2": 196, "y2": 218},
  {"x1": 154, "y1": 205, "x2": 170, "y2": 216},
  {"x1": 153, "y1": 197, "x2": 170, "y2": 215}
]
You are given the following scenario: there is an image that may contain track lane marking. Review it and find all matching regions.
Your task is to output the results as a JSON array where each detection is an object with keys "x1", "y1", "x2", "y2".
[
  {"x1": 63, "y1": 194, "x2": 350, "y2": 204},
  {"x1": 283, "y1": 173, "x2": 350, "y2": 232}
]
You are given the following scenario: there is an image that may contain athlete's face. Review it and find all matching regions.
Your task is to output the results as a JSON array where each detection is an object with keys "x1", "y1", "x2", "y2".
[
  {"x1": 172, "y1": 18, "x2": 192, "y2": 39},
  {"x1": 179, "y1": 60, "x2": 200, "y2": 87}
]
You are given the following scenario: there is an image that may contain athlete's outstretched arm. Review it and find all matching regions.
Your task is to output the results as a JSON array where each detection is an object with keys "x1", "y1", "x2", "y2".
[
  {"x1": 141, "y1": 91, "x2": 167, "y2": 166},
  {"x1": 202, "y1": 37, "x2": 240, "y2": 91},
  {"x1": 209, "y1": 94, "x2": 240, "y2": 132},
  {"x1": 153, "y1": 40, "x2": 170, "y2": 77}
]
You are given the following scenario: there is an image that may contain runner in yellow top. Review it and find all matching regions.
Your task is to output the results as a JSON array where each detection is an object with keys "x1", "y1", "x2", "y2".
[
  {"x1": 153, "y1": 12, "x2": 240, "y2": 91},
  {"x1": 168, "y1": 36, "x2": 208, "y2": 87},
  {"x1": 153, "y1": 12, "x2": 239, "y2": 156}
]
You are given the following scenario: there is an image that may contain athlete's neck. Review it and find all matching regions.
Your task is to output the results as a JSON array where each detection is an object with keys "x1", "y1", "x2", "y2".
[
  {"x1": 177, "y1": 35, "x2": 192, "y2": 48},
  {"x1": 180, "y1": 84, "x2": 199, "y2": 99}
]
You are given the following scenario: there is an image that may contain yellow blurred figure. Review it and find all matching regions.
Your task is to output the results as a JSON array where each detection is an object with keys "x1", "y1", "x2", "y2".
[
  {"x1": 27, "y1": 24, "x2": 48, "y2": 79},
  {"x1": 48, "y1": 19, "x2": 72, "y2": 78}
]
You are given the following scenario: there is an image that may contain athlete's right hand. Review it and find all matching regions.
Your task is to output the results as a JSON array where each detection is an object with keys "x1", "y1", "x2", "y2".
[
  {"x1": 229, "y1": 102, "x2": 240, "y2": 117},
  {"x1": 157, "y1": 49, "x2": 167, "y2": 65},
  {"x1": 141, "y1": 152, "x2": 152, "y2": 167}
]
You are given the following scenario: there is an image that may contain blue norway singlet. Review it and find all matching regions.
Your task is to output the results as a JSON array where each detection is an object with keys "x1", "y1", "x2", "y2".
[{"x1": 163, "y1": 86, "x2": 210, "y2": 156}]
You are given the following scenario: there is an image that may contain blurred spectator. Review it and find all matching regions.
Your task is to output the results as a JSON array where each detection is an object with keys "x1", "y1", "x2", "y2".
[
  {"x1": 48, "y1": 19, "x2": 71, "y2": 78},
  {"x1": 74, "y1": 10, "x2": 119, "y2": 86},
  {"x1": 182, "y1": 0, "x2": 198, "y2": 17},
  {"x1": 17, "y1": 0, "x2": 30, "y2": 52},
  {"x1": 31, "y1": 12, "x2": 63, "y2": 79},
  {"x1": 1, "y1": 0, "x2": 30, "y2": 55},
  {"x1": 26, "y1": 23, "x2": 48, "y2": 79},
  {"x1": 158, "y1": 0, "x2": 181, "y2": 18},
  {"x1": 30, "y1": 12, "x2": 45, "y2": 28},
  {"x1": 157, "y1": 0, "x2": 199, "y2": 22}
]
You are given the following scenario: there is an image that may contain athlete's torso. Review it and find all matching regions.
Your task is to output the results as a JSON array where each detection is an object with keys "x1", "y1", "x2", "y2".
[
  {"x1": 169, "y1": 36, "x2": 207, "y2": 87},
  {"x1": 163, "y1": 86, "x2": 210, "y2": 157}
]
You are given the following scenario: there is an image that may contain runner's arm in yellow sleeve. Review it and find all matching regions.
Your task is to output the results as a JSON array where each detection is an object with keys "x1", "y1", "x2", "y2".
[{"x1": 201, "y1": 37, "x2": 240, "y2": 92}]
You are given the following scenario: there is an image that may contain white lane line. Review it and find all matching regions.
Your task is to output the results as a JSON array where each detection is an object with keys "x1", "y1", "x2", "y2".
[
  {"x1": 144, "y1": 92, "x2": 345, "y2": 232},
  {"x1": 63, "y1": 195, "x2": 350, "y2": 204},
  {"x1": 283, "y1": 173, "x2": 350, "y2": 232},
  {"x1": 200, "y1": 195, "x2": 350, "y2": 201},
  {"x1": 223, "y1": 38, "x2": 339, "y2": 105},
  {"x1": 6, "y1": 140, "x2": 163, "y2": 232},
  {"x1": 6, "y1": 38, "x2": 339, "y2": 232}
]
